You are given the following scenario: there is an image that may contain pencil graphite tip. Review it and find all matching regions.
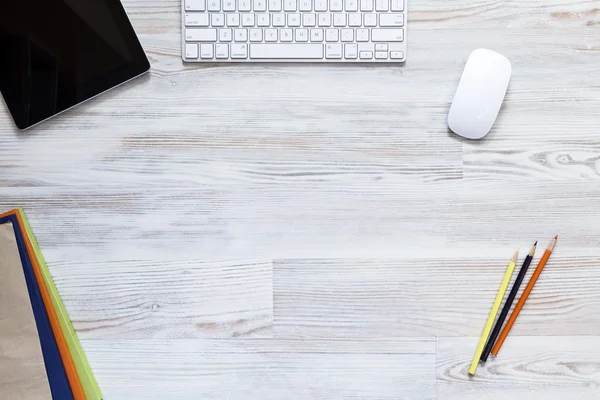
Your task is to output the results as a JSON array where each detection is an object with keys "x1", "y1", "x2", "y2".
[
  {"x1": 554, "y1": 235, "x2": 558, "y2": 240},
  {"x1": 534, "y1": 241, "x2": 537, "y2": 246}
]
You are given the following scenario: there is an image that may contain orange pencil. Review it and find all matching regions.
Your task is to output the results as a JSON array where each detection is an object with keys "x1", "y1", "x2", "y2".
[{"x1": 491, "y1": 235, "x2": 558, "y2": 356}]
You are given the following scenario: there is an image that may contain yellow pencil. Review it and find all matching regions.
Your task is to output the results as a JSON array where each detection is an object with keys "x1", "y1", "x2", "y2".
[{"x1": 468, "y1": 250, "x2": 519, "y2": 376}]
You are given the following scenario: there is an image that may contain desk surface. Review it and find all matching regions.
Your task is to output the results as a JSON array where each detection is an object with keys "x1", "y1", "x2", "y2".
[{"x1": 1, "y1": 1, "x2": 600, "y2": 399}]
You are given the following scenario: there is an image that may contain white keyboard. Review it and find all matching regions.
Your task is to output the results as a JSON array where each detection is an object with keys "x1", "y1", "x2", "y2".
[{"x1": 182, "y1": 0, "x2": 407, "y2": 62}]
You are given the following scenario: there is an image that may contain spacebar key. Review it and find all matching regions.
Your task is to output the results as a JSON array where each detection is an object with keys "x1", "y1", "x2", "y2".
[{"x1": 250, "y1": 44, "x2": 323, "y2": 59}]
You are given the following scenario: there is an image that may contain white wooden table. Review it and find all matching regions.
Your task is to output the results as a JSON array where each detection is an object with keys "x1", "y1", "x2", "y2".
[{"x1": 1, "y1": 1, "x2": 600, "y2": 399}]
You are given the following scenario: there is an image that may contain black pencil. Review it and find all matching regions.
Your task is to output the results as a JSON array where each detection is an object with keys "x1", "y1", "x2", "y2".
[{"x1": 480, "y1": 241, "x2": 537, "y2": 363}]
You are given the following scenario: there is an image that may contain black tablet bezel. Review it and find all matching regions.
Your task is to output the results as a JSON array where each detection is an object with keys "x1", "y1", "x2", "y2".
[{"x1": 0, "y1": 1, "x2": 150, "y2": 130}]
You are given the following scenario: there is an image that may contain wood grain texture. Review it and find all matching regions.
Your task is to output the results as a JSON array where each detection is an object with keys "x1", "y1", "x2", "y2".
[
  {"x1": 50, "y1": 260, "x2": 273, "y2": 339},
  {"x1": 274, "y1": 256, "x2": 600, "y2": 337},
  {"x1": 81, "y1": 338, "x2": 436, "y2": 400},
  {"x1": 1, "y1": 182, "x2": 599, "y2": 262},
  {"x1": 437, "y1": 336, "x2": 600, "y2": 400},
  {"x1": 1, "y1": 0, "x2": 600, "y2": 398}
]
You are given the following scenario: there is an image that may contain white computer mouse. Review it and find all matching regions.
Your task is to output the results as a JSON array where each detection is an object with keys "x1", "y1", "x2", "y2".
[{"x1": 448, "y1": 49, "x2": 512, "y2": 139}]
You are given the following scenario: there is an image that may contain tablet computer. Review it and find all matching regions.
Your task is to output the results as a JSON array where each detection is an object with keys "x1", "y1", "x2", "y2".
[{"x1": 0, "y1": 1, "x2": 150, "y2": 130}]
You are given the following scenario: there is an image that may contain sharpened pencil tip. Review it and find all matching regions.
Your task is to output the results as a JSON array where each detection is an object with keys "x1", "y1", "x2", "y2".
[
  {"x1": 548, "y1": 236, "x2": 558, "y2": 251},
  {"x1": 528, "y1": 242, "x2": 537, "y2": 256}
]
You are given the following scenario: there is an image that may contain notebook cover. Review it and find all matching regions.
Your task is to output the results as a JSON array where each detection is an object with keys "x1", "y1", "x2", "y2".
[
  {"x1": 0, "y1": 214, "x2": 74, "y2": 400},
  {"x1": 0, "y1": 221, "x2": 52, "y2": 399},
  {"x1": 5, "y1": 210, "x2": 86, "y2": 400},
  {"x1": 18, "y1": 209, "x2": 103, "y2": 400}
]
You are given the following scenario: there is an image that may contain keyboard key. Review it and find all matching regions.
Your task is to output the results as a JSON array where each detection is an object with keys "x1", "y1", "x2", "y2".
[
  {"x1": 185, "y1": 13, "x2": 210, "y2": 26},
  {"x1": 325, "y1": 28, "x2": 338, "y2": 41},
  {"x1": 212, "y1": 14, "x2": 225, "y2": 26},
  {"x1": 315, "y1": 0, "x2": 328, "y2": 11},
  {"x1": 185, "y1": 43, "x2": 199, "y2": 58},
  {"x1": 265, "y1": 28, "x2": 278, "y2": 41},
  {"x1": 223, "y1": 0, "x2": 236, "y2": 10},
  {"x1": 325, "y1": 43, "x2": 342, "y2": 58},
  {"x1": 220, "y1": 28, "x2": 233, "y2": 41},
  {"x1": 390, "y1": 0, "x2": 403, "y2": 11},
  {"x1": 284, "y1": 0, "x2": 297, "y2": 11},
  {"x1": 242, "y1": 14, "x2": 255, "y2": 26},
  {"x1": 360, "y1": 0, "x2": 373, "y2": 11},
  {"x1": 295, "y1": 28, "x2": 309, "y2": 41},
  {"x1": 375, "y1": 0, "x2": 388, "y2": 11},
  {"x1": 185, "y1": 0, "x2": 206, "y2": 11},
  {"x1": 348, "y1": 13, "x2": 361, "y2": 26},
  {"x1": 341, "y1": 28, "x2": 353, "y2": 41},
  {"x1": 239, "y1": 0, "x2": 251, "y2": 10},
  {"x1": 330, "y1": 0, "x2": 343, "y2": 11},
  {"x1": 216, "y1": 43, "x2": 229, "y2": 58},
  {"x1": 303, "y1": 13, "x2": 316, "y2": 26},
  {"x1": 281, "y1": 28, "x2": 293, "y2": 41},
  {"x1": 254, "y1": 0, "x2": 267, "y2": 10},
  {"x1": 269, "y1": 0, "x2": 282, "y2": 10},
  {"x1": 299, "y1": 0, "x2": 312, "y2": 11},
  {"x1": 257, "y1": 13, "x2": 270, "y2": 26},
  {"x1": 345, "y1": 0, "x2": 358, "y2": 11},
  {"x1": 235, "y1": 28, "x2": 248, "y2": 41},
  {"x1": 273, "y1": 14, "x2": 286, "y2": 26},
  {"x1": 310, "y1": 28, "x2": 324, "y2": 41},
  {"x1": 227, "y1": 13, "x2": 240, "y2": 26},
  {"x1": 359, "y1": 50, "x2": 373, "y2": 59},
  {"x1": 288, "y1": 13, "x2": 301, "y2": 26},
  {"x1": 380, "y1": 13, "x2": 404, "y2": 26},
  {"x1": 231, "y1": 43, "x2": 248, "y2": 58},
  {"x1": 318, "y1": 13, "x2": 331, "y2": 26},
  {"x1": 375, "y1": 51, "x2": 387, "y2": 59},
  {"x1": 250, "y1": 43, "x2": 323, "y2": 58},
  {"x1": 186, "y1": 28, "x2": 218, "y2": 41},
  {"x1": 356, "y1": 28, "x2": 368, "y2": 41},
  {"x1": 344, "y1": 43, "x2": 358, "y2": 58},
  {"x1": 207, "y1": 0, "x2": 220, "y2": 10},
  {"x1": 250, "y1": 28, "x2": 263, "y2": 41},
  {"x1": 364, "y1": 13, "x2": 376, "y2": 26},
  {"x1": 201, "y1": 44, "x2": 214, "y2": 58},
  {"x1": 333, "y1": 13, "x2": 346, "y2": 26},
  {"x1": 371, "y1": 28, "x2": 404, "y2": 41},
  {"x1": 390, "y1": 50, "x2": 404, "y2": 59},
  {"x1": 375, "y1": 43, "x2": 387, "y2": 51}
]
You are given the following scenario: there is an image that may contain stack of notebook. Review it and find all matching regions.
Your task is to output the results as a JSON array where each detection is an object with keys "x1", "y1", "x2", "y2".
[{"x1": 1, "y1": 209, "x2": 102, "y2": 400}]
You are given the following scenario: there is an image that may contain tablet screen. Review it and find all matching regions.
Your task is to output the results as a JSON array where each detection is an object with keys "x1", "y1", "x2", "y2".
[{"x1": 0, "y1": 0, "x2": 150, "y2": 129}]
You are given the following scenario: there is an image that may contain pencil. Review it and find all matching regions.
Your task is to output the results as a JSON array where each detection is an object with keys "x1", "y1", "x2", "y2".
[
  {"x1": 480, "y1": 242, "x2": 537, "y2": 363},
  {"x1": 491, "y1": 236, "x2": 558, "y2": 356},
  {"x1": 468, "y1": 250, "x2": 518, "y2": 376}
]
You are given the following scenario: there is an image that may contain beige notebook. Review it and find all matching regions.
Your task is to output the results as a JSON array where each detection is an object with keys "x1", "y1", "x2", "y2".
[{"x1": 0, "y1": 222, "x2": 52, "y2": 400}]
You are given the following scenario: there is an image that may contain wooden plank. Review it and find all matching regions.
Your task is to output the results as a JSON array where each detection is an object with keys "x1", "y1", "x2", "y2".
[
  {"x1": 52, "y1": 260, "x2": 273, "y2": 339},
  {"x1": 411, "y1": 0, "x2": 600, "y2": 29},
  {"x1": 274, "y1": 256, "x2": 600, "y2": 337},
  {"x1": 0, "y1": 181, "x2": 598, "y2": 261},
  {"x1": 437, "y1": 336, "x2": 600, "y2": 400},
  {"x1": 80, "y1": 338, "x2": 436, "y2": 400}
]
